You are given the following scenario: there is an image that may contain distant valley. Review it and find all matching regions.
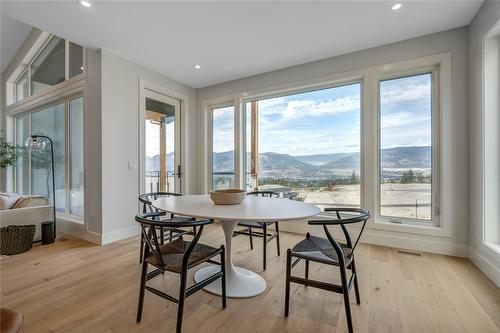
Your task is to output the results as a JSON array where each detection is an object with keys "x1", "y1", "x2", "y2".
[{"x1": 147, "y1": 146, "x2": 431, "y2": 179}]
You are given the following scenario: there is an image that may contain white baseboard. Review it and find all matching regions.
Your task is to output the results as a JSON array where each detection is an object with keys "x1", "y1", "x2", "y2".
[
  {"x1": 469, "y1": 246, "x2": 500, "y2": 288},
  {"x1": 101, "y1": 225, "x2": 139, "y2": 245},
  {"x1": 57, "y1": 219, "x2": 101, "y2": 244},
  {"x1": 361, "y1": 228, "x2": 469, "y2": 257}
]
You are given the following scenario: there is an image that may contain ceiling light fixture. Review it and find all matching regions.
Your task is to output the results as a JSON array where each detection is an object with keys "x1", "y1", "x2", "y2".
[
  {"x1": 77, "y1": 0, "x2": 92, "y2": 8},
  {"x1": 194, "y1": 65, "x2": 201, "y2": 69},
  {"x1": 392, "y1": 3, "x2": 402, "y2": 11}
]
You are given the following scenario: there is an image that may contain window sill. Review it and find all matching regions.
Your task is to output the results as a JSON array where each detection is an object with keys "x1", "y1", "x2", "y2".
[
  {"x1": 484, "y1": 242, "x2": 500, "y2": 256},
  {"x1": 57, "y1": 214, "x2": 84, "y2": 225},
  {"x1": 370, "y1": 219, "x2": 450, "y2": 238},
  {"x1": 287, "y1": 213, "x2": 449, "y2": 238}
]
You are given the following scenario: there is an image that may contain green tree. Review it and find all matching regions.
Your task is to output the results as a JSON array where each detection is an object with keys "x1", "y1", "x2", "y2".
[
  {"x1": 400, "y1": 169, "x2": 416, "y2": 184},
  {"x1": 0, "y1": 131, "x2": 18, "y2": 169},
  {"x1": 18, "y1": 135, "x2": 64, "y2": 199},
  {"x1": 349, "y1": 171, "x2": 360, "y2": 185}
]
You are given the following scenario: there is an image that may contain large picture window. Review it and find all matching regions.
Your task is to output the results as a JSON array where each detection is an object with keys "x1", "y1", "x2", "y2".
[
  {"x1": 204, "y1": 55, "x2": 448, "y2": 232},
  {"x1": 30, "y1": 102, "x2": 66, "y2": 212},
  {"x1": 245, "y1": 83, "x2": 361, "y2": 209},
  {"x1": 14, "y1": 95, "x2": 85, "y2": 220},
  {"x1": 212, "y1": 105, "x2": 235, "y2": 190},
  {"x1": 378, "y1": 72, "x2": 436, "y2": 223}
]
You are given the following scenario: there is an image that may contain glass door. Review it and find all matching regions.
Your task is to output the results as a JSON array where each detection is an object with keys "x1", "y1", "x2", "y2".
[{"x1": 144, "y1": 89, "x2": 181, "y2": 193}]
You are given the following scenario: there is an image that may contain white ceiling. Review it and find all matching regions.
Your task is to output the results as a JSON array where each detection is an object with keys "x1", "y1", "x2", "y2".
[{"x1": 2, "y1": 1, "x2": 483, "y2": 88}]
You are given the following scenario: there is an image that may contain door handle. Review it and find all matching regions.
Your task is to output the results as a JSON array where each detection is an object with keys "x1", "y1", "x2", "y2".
[{"x1": 176, "y1": 165, "x2": 182, "y2": 178}]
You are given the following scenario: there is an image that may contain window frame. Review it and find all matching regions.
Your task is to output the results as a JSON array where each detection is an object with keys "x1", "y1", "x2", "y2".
[
  {"x1": 14, "y1": 67, "x2": 30, "y2": 102},
  {"x1": 375, "y1": 67, "x2": 441, "y2": 227},
  {"x1": 482, "y1": 22, "x2": 500, "y2": 253},
  {"x1": 13, "y1": 93, "x2": 85, "y2": 222},
  {"x1": 208, "y1": 102, "x2": 236, "y2": 191},
  {"x1": 9, "y1": 34, "x2": 86, "y2": 106}
]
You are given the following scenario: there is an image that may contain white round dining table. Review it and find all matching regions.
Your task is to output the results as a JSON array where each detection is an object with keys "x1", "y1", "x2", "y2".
[{"x1": 152, "y1": 194, "x2": 320, "y2": 298}]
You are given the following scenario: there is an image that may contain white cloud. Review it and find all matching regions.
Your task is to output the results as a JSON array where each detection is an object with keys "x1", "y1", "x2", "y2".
[
  {"x1": 281, "y1": 95, "x2": 360, "y2": 120},
  {"x1": 212, "y1": 106, "x2": 234, "y2": 120},
  {"x1": 380, "y1": 80, "x2": 431, "y2": 105},
  {"x1": 212, "y1": 105, "x2": 235, "y2": 152},
  {"x1": 381, "y1": 126, "x2": 432, "y2": 148},
  {"x1": 258, "y1": 126, "x2": 361, "y2": 155},
  {"x1": 381, "y1": 111, "x2": 415, "y2": 128},
  {"x1": 145, "y1": 121, "x2": 176, "y2": 157}
]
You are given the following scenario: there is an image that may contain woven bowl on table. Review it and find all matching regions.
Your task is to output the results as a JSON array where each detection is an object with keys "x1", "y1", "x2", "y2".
[
  {"x1": 0, "y1": 225, "x2": 36, "y2": 255},
  {"x1": 210, "y1": 189, "x2": 247, "y2": 205}
]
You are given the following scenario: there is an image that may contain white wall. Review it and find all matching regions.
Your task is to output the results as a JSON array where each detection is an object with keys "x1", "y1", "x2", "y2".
[
  {"x1": 468, "y1": 0, "x2": 500, "y2": 287},
  {"x1": 100, "y1": 51, "x2": 197, "y2": 243},
  {"x1": 196, "y1": 27, "x2": 470, "y2": 256},
  {"x1": 83, "y1": 49, "x2": 102, "y2": 237}
]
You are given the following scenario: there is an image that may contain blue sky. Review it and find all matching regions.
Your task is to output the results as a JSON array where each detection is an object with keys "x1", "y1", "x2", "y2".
[
  {"x1": 212, "y1": 73, "x2": 432, "y2": 156},
  {"x1": 380, "y1": 73, "x2": 432, "y2": 150}
]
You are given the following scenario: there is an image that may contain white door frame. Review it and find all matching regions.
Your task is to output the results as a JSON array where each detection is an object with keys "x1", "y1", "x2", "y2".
[{"x1": 139, "y1": 79, "x2": 184, "y2": 196}]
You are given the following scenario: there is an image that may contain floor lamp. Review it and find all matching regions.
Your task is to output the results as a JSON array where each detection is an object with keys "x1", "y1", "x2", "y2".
[{"x1": 25, "y1": 135, "x2": 56, "y2": 239}]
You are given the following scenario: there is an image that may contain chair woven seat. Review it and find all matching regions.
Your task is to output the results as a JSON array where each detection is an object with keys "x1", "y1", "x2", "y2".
[
  {"x1": 291, "y1": 235, "x2": 352, "y2": 266},
  {"x1": 237, "y1": 220, "x2": 273, "y2": 228},
  {"x1": 145, "y1": 238, "x2": 222, "y2": 273},
  {"x1": 167, "y1": 216, "x2": 195, "y2": 224}
]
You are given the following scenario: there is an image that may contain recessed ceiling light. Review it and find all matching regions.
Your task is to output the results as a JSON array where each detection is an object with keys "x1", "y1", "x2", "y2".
[
  {"x1": 77, "y1": 0, "x2": 92, "y2": 8},
  {"x1": 194, "y1": 65, "x2": 201, "y2": 69},
  {"x1": 392, "y1": 3, "x2": 402, "y2": 11}
]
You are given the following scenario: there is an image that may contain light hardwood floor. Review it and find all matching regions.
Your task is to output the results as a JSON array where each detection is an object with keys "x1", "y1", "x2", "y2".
[{"x1": 1, "y1": 224, "x2": 499, "y2": 333}]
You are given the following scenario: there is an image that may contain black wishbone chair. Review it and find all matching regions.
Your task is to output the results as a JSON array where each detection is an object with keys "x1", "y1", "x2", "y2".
[
  {"x1": 135, "y1": 213, "x2": 226, "y2": 333},
  {"x1": 138, "y1": 192, "x2": 196, "y2": 263},
  {"x1": 284, "y1": 208, "x2": 370, "y2": 333},
  {"x1": 232, "y1": 191, "x2": 281, "y2": 270}
]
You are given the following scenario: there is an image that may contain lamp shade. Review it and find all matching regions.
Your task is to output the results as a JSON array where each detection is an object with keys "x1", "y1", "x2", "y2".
[{"x1": 25, "y1": 136, "x2": 47, "y2": 151}]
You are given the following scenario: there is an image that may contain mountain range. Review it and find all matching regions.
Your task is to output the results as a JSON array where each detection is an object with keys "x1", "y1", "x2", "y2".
[{"x1": 147, "y1": 146, "x2": 431, "y2": 179}]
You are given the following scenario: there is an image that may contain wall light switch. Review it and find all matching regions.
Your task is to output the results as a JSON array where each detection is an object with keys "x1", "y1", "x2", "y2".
[{"x1": 128, "y1": 161, "x2": 137, "y2": 170}]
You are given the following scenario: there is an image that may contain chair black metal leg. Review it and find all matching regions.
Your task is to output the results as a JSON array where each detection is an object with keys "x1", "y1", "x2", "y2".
[
  {"x1": 305, "y1": 259, "x2": 309, "y2": 280},
  {"x1": 192, "y1": 226, "x2": 197, "y2": 237},
  {"x1": 275, "y1": 222, "x2": 280, "y2": 256},
  {"x1": 339, "y1": 262, "x2": 353, "y2": 333},
  {"x1": 169, "y1": 229, "x2": 173, "y2": 242},
  {"x1": 160, "y1": 226, "x2": 164, "y2": 245},
  {"x1": 284, "y1": 249, "x2": 292, "y2": 317},
  {"x1": 220, "y1": 246, "x2": 227, "y2": 309},
  {"x1": 249, "y1": 227, "x2": 253, "y2": 249},
  {"x1": 262, "y1": 224, "x2": 267, "y2": 271},
  {"x1": 176, "y1": 269, "x2": 188, "y2": 333},
  {"x1": 136, "y1": 260, "x2": 148, "y2": 323},
  {"x1": 350, "y1": 257, "x2": 361, "y2": 305}
]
